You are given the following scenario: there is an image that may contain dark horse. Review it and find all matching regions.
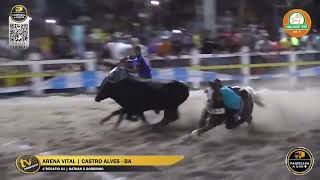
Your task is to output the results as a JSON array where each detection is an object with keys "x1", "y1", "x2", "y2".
[
  {"x1": 95, "y1": 67, "x2": 189, "y2": 128},
  {"x1": 188, "y1": 84, "x2": 264, "y2": 139}
]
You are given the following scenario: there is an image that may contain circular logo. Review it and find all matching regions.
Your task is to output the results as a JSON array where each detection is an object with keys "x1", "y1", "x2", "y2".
[
  {"x1": 285, "y1": 147, "x2": 314, "y2": 175},
  {"x1": 283, "y1": 9, "x2": 311, "y2": 37},
  {"x1": 10, "y1": 5, "x2": 28, "y2": 23},
  {"x1": 16, "y1": 155, "x2": 40, "y2": 174}
]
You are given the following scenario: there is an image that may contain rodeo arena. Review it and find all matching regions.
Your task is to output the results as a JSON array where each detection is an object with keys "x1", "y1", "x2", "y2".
[{"x1": 1, "y1": 0, "x2": 320, "y2": 180}]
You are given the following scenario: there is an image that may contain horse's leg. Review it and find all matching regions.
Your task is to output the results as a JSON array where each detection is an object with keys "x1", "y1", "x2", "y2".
[
  {"x1": 246, "y1": 94, "x2": 254, "y2": 124},
  {"x1": 100, "y1": 108, "x2": 123, "y2": 125},
  {"x1": 241, "y1": 93, "x2": 253, "y2": 124}
]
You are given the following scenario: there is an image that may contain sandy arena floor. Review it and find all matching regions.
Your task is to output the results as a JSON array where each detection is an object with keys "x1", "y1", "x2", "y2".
[{"x1": 0, "y1": 89, "x2": 320, "y2": 180}]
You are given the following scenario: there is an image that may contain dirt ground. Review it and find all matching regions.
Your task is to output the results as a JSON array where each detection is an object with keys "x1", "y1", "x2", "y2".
[{"x1": 0, "y1": 89, "x2": 320, "y2": 180}]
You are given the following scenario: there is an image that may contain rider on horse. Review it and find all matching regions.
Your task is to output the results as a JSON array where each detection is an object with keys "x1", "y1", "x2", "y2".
[
  {"x1": 118, "y1": 49, "x2": 159, "y2": 116},
  {"x1": 126, "y1": 46, "x2": 152, "y2": 79}
]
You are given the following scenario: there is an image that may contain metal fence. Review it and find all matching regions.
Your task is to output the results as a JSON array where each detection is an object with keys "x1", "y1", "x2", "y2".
[{"x1": 0, "y1": 49, "x2": 320, "y2": 95}]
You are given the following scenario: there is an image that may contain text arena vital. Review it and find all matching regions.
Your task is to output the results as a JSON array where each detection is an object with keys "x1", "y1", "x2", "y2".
[{"x1": 42, "y1": 158, "x2": 130, "y2": 164}]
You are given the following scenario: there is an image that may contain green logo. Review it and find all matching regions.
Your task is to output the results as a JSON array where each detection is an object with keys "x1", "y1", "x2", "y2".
[{"x1": 285, "y1": 12, "x2": 308, "y2": 30}]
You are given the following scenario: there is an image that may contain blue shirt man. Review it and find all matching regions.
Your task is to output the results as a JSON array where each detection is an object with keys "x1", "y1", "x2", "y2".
[
  {"x1": 210, "y1": 79, "x2": 245, "y2": 129},
  {"x1": 219, "y1": 86, "x2": 241, "y2": 110},
  {"x1": 132, "y1": 46, "x2": 152, "y2": 79}
]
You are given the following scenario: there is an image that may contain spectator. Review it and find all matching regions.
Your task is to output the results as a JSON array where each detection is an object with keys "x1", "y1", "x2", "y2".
[
  {"x1": 279, "y1": 36, "x2": 290, "y2": 50},
  {"x1": 290, "y1": 37, "x2": 300, "y2": 50},
  {"x1": 301, "y1": 36, "x2": 314, "y2": 50},
  {"x1": 157, "y1": 38, "x2": 172, "y2": 57},
  {"x1": 39, "y1": 35, "x2": 53, "y2": 59},
  {"x1": 70, "y1": 19, "x2": 86, "y2": 59},
  {"x1": 171, "y1": 32, "x2": 183, "y2": 56},
  {"x1": 221, "y1": 10, "x2": 235, "y2": 33},
  {"x1": 315, "y1": 34, "x2": 320, "y2": 50},
  {"x1": 52, "y1": 23, "x2": 64, "y2": 37},
  {"x1": 192, "y1": 32, "x2": 201, "y2": 50},
  {"x1": 54, "y1": 36, "x2": 72, "y2": 59},
  {"x1": 201, "y1": 31, "x2": 218, "y2": 54},
  {"x1": 239, "y1": 27, "x2": 256, "y2": 51},
  {"x1": 182, "y1": 31, "x2": 193, "y2": 53},
  {"x1": 254, "y1": 32, "x2": 272, "y2": 52}
]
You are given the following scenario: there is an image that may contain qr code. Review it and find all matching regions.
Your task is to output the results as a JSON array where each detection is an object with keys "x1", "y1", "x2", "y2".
[{"x1": 9, "y1": 24, "x2": 28, "y2": 42}]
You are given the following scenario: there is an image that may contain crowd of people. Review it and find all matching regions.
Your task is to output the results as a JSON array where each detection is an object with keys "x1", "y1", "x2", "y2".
[
  {"x1": 0, "y1": 20, "x2": 320, "y2": 86},
  {"x1": 1, "y1": 20, "x2": 320, "y2": 62},
  {"x1": 1, "y1": 18, "x2": 320, "y2": 87}
]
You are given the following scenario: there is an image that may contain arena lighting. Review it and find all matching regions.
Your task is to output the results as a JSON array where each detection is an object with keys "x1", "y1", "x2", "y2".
[
  {"x1": 172, "y1": 30, "x2": 182, "y2": 33},
  {"x1": 45, "y1": 19, "x2": 56, "y2": 24},
  {"x1": 150, "y1": 0, "x2": 160, "y2": 6}
]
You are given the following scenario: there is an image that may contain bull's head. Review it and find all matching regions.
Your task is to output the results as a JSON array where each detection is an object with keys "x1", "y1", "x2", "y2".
[{"x1": 95, "y1": 67, "x2": 129, "y2": 102}]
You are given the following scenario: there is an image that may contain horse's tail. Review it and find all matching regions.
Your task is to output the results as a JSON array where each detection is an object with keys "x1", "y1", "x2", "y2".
[{"x1": 242, "y1": 86, "x2": 265, "y2": 107}]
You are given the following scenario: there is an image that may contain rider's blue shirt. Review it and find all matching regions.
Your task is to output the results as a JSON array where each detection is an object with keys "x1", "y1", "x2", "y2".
[
  {"x1": 132, "y1": 55, "x2": 152, "y2": 79},
  {"x1": 219, "y1": 86, "x2": 241, "y2": 110}
]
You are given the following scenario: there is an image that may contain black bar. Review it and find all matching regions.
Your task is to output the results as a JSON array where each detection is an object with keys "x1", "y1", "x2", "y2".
[{"x1": 39, "y1": 166, "x2": 159, "y2": 172}]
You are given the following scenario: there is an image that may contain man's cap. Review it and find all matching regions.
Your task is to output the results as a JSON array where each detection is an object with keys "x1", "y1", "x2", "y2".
[{"x1": 214, "y1": 79, "x2": 221, "y2": 84}]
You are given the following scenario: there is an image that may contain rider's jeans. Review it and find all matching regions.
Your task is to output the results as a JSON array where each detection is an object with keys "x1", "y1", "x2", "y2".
[{"x1": 225, "y1": 99, "x2": 245, "y2": 129}]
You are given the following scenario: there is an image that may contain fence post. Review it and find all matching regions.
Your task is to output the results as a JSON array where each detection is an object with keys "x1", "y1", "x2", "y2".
[
  {"x1": 240, "y1": 46, "x2": 250, "y2": 86},
  {"x1": 190, "y1": 48, "x2": 201, "y2": 89},
  {"x1": 85, "y1": 59, "x2": 97, "y2": 93},
  {"x1": 30, "y1": 61, "x2": 43, "y2": 96},
  {"x1": 289, "y1": 51, "x2": 297, "y2": 88},
  {"x1": 191, "y1": 48, "x2": 200, "y2": 66}
]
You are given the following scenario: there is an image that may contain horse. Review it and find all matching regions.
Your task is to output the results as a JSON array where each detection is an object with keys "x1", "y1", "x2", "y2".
[
  {"x1": 95, "y1": 66, "x2": 189, "y2": 129},
  {"x1": 188, "y1": 85, "x2": 264, "y2": 139}
]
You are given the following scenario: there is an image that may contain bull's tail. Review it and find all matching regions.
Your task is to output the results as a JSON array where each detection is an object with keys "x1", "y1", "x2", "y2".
[{"x1": 243, "y1": 86, "x2": 265, "y2": 107}]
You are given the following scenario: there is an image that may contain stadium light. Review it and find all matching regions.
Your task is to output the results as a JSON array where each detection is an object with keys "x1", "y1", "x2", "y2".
[
  {"x1": 45, "y1": 19, "x2": 56, "y2": 24},
  {"x1": 172, "y1": 30, "x2": 182, "y2": 33},
  {"x1": 150, "y1": 0, "x2": 160, "y2": 6}
]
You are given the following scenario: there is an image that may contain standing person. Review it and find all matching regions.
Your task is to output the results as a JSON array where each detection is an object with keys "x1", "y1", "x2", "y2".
[
  {"x1": 71, "y1": 19, "x2": 86, "y2": 59},
  {"x1": 128, "y1": 46, "x2": 152, "y2": 79}
]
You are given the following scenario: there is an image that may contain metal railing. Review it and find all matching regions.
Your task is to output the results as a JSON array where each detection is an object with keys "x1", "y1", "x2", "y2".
[{"x1": 0, "y1": 49, "x2": 319, "y2": 95}]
